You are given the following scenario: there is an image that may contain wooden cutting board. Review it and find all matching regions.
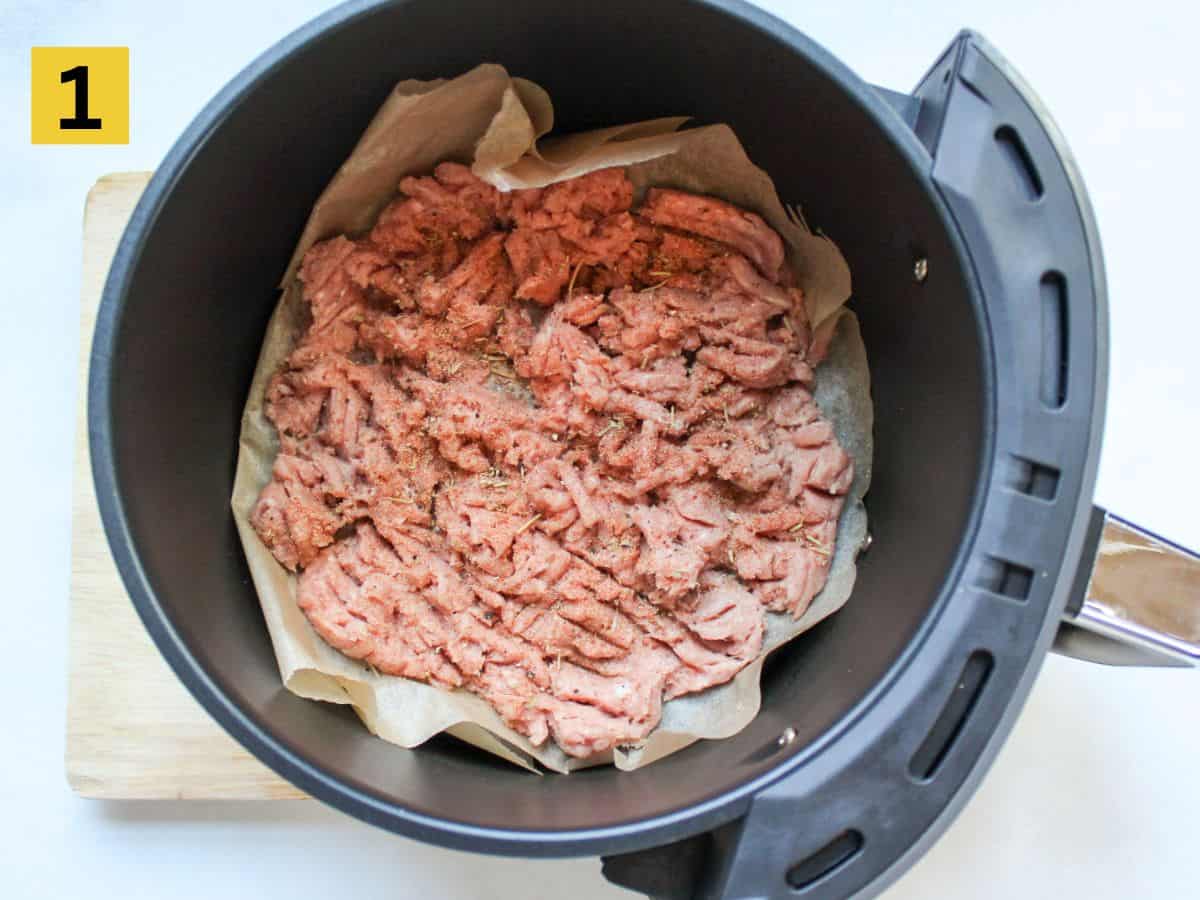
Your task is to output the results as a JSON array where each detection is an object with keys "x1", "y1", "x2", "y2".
[{"x1": 66, "y1": 173, "x2": 304, "y2": 800}]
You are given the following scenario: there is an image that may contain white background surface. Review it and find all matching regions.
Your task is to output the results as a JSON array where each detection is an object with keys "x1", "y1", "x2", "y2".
[{"x1": 2, "y1": 1, "x2": 1198, "y2": 897}]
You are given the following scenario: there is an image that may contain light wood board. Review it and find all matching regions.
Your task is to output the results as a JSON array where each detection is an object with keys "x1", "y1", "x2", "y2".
[{"x1": 66, "y1": 173, "x2": 304, "y2": 799}]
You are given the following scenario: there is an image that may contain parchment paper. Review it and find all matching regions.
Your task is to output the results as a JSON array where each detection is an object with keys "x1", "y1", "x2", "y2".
[{"x1": 231, "y1": 64, "x2": 873, "y2": 773}]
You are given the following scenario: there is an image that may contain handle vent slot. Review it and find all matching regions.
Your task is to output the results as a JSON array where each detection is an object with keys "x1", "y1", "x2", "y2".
[
  {"x1": 1006, "y1": 455, "x2": 1061, "y2": 501},
  {"x1": 1039, "y1": 270, "x2": 1069, "y2": 409},
  {"x1": 995, "y1": 124, "x2": 1044, "y2": 200},
  {"x1": 976, "y1": 556, "x2": 1034, "y2": 601},
  {"x1": 909, "y1": 650, "x2": 994, "y2": 780},
  {"x1": 786, "y1": 830, "x2": 864, "y2": 893}
]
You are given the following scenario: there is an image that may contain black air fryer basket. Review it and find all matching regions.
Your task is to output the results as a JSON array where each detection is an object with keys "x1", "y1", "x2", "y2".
[{"x1": 87, "y1": 2, "x2": 1200, "y2": 898}]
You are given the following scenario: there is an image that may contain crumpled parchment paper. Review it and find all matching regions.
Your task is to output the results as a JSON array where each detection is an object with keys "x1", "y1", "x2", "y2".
[{"x1": 231, "y1": 64, "x2": 873, "y2": 773}]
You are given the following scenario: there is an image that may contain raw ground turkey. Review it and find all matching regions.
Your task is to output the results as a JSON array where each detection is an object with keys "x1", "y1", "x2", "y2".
[{"x1": 251, "y1": 164, "x2": 853, "y2": 757}]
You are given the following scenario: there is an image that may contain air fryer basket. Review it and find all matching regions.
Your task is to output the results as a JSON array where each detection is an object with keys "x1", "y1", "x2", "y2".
[{"x1": 88, "y1": 2, "x2": 1198, "y2": 898}]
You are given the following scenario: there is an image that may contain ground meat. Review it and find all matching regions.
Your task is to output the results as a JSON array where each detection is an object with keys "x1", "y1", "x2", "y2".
[
  {"x1": 253, "y1": 164, "x2": 852, "y2": 758},
  {"x1": 641, "y1": 187, "x2": 787, "y2": 282}
]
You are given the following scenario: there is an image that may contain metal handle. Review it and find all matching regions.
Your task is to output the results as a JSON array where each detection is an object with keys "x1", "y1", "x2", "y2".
[{"x1": 1055, "y1": 509, "x2": 1200, "y2": 667}]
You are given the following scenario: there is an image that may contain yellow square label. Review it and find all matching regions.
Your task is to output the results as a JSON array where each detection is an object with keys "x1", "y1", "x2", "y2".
[{"x1": 31, "y1": 47, "x2": 129, "y2": 144}]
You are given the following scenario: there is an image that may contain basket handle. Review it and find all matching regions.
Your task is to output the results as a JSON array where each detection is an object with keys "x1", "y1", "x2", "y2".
[{"x1": 1055, "y1": 508, "x2": 1200, "y2": 667}]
